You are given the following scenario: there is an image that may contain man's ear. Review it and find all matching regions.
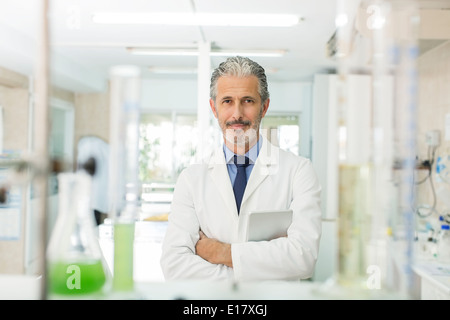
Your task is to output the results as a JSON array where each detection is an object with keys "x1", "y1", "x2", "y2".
[
  {"x1": 209, "y1": 99, "x2": 218, "y2": 118},
  {"x1": 261, "y1": 98, "x2": 270, "y2": 118}
]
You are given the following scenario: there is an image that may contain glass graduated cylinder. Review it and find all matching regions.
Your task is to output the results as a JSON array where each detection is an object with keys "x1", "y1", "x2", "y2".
[
  {"x1": 113, "y1": 222, "x2": 135, "y2": 291},
  {"x1": 108, "y1": 65, "x2": 141, "y2": 293},
  {"x1": 337, "y1": 163, "x2": 373, "y2": 288}
]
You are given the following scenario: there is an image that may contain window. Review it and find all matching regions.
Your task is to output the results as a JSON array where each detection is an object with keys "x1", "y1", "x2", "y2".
[
  {"x1": 261, "y1": 114, "x2": 300, "y2": 155},
  {"x1": 49, "y1": 99, "x2": 74, "y2": 195},
  {"x1": 139, "y1": 113, "x2": 301, "y2": 186},
  {"x1": 139, "y1": 112, "x2": 198, "y2": 184},
  {"x1": 50, "y1": 101, "x2": 74, "y2": 163}
]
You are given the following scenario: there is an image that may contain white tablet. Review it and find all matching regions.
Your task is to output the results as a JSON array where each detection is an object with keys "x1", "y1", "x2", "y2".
[{"x1": 246, "y1": 209, "x2": 293, "y2": 242}]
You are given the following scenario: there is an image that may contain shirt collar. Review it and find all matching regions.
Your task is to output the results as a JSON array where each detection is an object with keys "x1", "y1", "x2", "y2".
[{"x1": 223, "y1": 136, "x2": 263, "y2": 165}]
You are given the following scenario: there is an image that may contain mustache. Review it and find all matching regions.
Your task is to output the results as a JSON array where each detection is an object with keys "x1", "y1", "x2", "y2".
[{"x1": 225, "y1": 120, "x2": 251, "y2": 127}]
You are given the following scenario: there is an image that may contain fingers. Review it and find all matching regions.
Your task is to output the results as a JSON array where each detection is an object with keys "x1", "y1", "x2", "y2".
[{"x1": 199, "y1": 230, "x2": 206, "y2": 239}]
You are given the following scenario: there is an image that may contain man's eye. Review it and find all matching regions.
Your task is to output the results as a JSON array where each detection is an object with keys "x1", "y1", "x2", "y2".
[
  {"x1": 244, "y1": 99, "x2": 254, "y2": 103},
  {"x1": 223, "y1": 100, "x2": 231, "y2": 104}
]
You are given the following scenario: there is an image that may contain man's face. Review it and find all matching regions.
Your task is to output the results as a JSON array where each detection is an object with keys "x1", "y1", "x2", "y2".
[{"x1": 209, "y1": 75, "x2": 269, "y2": 151}]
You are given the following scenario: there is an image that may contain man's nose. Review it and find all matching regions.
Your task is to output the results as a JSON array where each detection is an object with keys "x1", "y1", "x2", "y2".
[{"x1": 231, "y1": 101, "x2": 244, "y2": 119}]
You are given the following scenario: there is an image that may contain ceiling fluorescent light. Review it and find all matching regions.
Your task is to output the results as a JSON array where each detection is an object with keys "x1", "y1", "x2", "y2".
[
  {"x1": 210, "y1": 50, "x2": 285, "y2": 57},
  {"x1": 148, "y1": 66, "x2": 278, "y2": 75},
  {"x1": 128, "y1": 47, "x2": 285, "y2": 58},
  {"x1": 129, "y1": 48, "x2": 198, "y2": 56},
  {"x1": 148, "y1": 67, "x2": 198, "y2": 74},
  {"x1": 92, "y1": 12, "x2": 300, "y2": 27}
]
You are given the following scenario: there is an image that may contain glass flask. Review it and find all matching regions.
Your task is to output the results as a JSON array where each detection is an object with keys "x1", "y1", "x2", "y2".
[{"x1": 46, "y1": 171, "x2": 109, "y2": 298}]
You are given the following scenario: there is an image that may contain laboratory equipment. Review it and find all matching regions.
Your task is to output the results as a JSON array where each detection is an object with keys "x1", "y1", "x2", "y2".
[
  {"x1": 369, "y1": 0, "x2": 420, "y2": 297},
  {"x1": 435, "y1": 155, "x2": 450, "y2": 221},
  {"x1": 108, "y1": 65, "x2": 141, "y2": 293},
  {"x1": 437, "y1": 224, "x2": 450, "y2": 263},
  {"x1": 425, "y1": 130, "x2": 440, "y2": 148},
  {"x1": 330, "y1": 0, "x2": 379, "y2": 296},
  {"x1": 46, "y1": 172, "x2": 109, "y2": 298},
  {"x1": 414, "y1": 227, "x2": 437, "y2": 260},
  {"x1": 316, "y1": 0, "x2": 420, "y2": 299},
  {"x1": 436, "y1": 155, "x2": 450, "y2": 184}
]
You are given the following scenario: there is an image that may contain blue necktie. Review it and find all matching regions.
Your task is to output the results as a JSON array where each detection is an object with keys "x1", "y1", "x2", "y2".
[{"x1": 233, "y1": 155, "x2": 250, "y2": 214}]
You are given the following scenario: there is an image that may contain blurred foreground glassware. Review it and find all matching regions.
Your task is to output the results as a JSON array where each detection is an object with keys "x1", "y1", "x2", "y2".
[
  {"x1": 108, "y1": 65, "x2": 141, "y2": 294},
  {"x1": 315, "y1": 0, "x2": 419, "y2": 300},
  {"x1": 47, "y1": 172, "x2": 109, "y2": 298}
]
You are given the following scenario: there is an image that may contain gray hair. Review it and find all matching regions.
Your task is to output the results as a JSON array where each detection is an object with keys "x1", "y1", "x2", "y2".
[{"x1": 209, "y1": 56, "x2": 270, "y2": 105}]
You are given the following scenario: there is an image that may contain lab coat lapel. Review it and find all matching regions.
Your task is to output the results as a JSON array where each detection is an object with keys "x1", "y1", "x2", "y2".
[
  {"x1": 208, "y1": 147, "x2": 238, "y2": 216},
  {"x1": 242, "y1": 139, "x2": 280, "y2": 205}
]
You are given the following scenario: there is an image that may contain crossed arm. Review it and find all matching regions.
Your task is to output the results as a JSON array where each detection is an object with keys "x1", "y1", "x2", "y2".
[
  {"x1": 195, "y1": 231, "x2": 289, "y2": 268},
  {"x1": 195, "y1": 231, "x2": 233, "y2": 268}
]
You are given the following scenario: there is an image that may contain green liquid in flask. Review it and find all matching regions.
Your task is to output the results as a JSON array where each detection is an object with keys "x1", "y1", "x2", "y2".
[
  {"x1": 48, "y1": 259, "x2": 106, "y2": 296},
  {"x1": 113, "y1": 222, "x2": 135, "y2": 291}
]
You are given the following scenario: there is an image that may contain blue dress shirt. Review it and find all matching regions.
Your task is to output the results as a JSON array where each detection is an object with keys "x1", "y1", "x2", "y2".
[{"x1": 223, "y1": 136, "x2": 263, "y2": 186}]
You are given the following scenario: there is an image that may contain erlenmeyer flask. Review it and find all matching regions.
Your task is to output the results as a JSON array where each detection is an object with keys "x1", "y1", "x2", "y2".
[{"x1": 47, "y1": 171, "x2": 109, "y2": 298}]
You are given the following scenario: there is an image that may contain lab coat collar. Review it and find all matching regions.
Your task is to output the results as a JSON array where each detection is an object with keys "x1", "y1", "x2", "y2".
[
  {"x1": 208, "y1": 137, "x2": 280, "y2": 216},
  {"x1": 241, "y1": 137, "x2": 280, "y2": 206},
  {"x1": 223, "y1": 136, "x2": 262, "y2": 165},
  {"x1": 209, "y1": 135, "x2": 278, "y2": 168},
  {"x1": 208, "y1": 148, "x2": 237, "y2": 216}
]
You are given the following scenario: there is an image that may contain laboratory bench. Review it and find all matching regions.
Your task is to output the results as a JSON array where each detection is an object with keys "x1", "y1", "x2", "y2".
[
  {"x1": 1, "y1": 218, "x2": 449, "y2": 300},
  {"x1": 1, "y1": 261, "x2": 448, "y2": 300},
  {"x1": 0, "y1": 275, "x2": 408, "y2": 300},
  {"x1": 412, "y1": 259, "x2": 450, "y2": 299},
  {"x1": 98, "y1": 219, "x2": 168, "y2": 283}
]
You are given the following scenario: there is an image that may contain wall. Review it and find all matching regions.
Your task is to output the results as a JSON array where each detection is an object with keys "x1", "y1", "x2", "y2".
[
  {"x1": 74, "y1": 91, "x2": 110, "y2": 147},
  {"x1": 0, "y1": 67, "x2": 29, "y2": 274},
  {"x1": 139, "y1": 77, "x2": 313, "y2": 157},
  {"x1": 416, "y1": 40, "x2": 450, "y2": 220},
  {"x1": 140, "y1": 77, "x2": 310, "y2": 114},
  {"x1": 71, "y1": 77, "x2": 311, "y2": 147},
  {"x1": 0, "y1": 66, "x2": 77, "y2": 274}
]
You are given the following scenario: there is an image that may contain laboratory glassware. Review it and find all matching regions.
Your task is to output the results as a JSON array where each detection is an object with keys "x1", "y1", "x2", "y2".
[
  {"x1": 108, "y1": 65, "x2": 141, "y2": 293},
  {"x1": 319, "y1": 0, "x2": 420, "y2": 299},
  {"x1": 46, "y1": 171, "x2": 109, "y2": 298},
  {"x1": 437, "y1": 224, "x2": 450, "y2": 263}
]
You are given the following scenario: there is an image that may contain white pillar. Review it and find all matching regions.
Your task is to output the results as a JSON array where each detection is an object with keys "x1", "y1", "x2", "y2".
[
  {"x1": 196, "y1": 42, "x2": 211, "y2": 163},
  {"x1": 34, "y1": 0, "x2": 50, "y2": 299}
]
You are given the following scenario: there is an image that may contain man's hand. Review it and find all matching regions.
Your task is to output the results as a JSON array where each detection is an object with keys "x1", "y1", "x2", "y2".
[{"x1": 195, "y1": 231, "x2": 233, "y2": 268}]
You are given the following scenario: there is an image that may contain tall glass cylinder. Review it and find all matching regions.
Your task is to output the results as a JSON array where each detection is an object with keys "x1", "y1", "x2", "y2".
[
  {"x1": 333, "y1": 0, "x2": 375, "y2": 294},
  {"x1": 108, "y1": 65, "x2": 141, "y2": 293},
  {"x1": 368, "y1": 0, "x2": 393, "y2": 293},
  {"x1": 331, "y1": 0, "x2": 420, "y2": 299},
  {"x1": 335, "y1": 77, "x2": 374, "y2": 292},
  {"x1": 384, "y1": 0, "x2": 420, "y2": 297}
]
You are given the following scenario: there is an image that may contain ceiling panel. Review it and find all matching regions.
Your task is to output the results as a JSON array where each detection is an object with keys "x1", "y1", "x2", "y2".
[{"x1": 1, "y1": 0, "x2": 338, "y2": 91}]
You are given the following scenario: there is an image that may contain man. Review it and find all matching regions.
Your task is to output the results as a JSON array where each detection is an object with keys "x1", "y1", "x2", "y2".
[{"x1": 160, "y1": 56, "x2": 322, "y2": 282}]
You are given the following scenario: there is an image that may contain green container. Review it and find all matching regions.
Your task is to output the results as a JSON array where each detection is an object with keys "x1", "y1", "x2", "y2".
[
  {"x1": 113, "y1": 222, "x2": 135, "y2": 291},
  {"x1": 48, "y1": 259, "x2": 106, "y2": 296}
]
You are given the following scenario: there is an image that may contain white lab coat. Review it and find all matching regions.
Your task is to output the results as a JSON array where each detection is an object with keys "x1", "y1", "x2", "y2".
[
  {"x1": 76, "y1": 136, "x2": 109, "y2": 214},
  {"x1": 160, "y1": 138, "x2": 322, "y2": 282}
]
